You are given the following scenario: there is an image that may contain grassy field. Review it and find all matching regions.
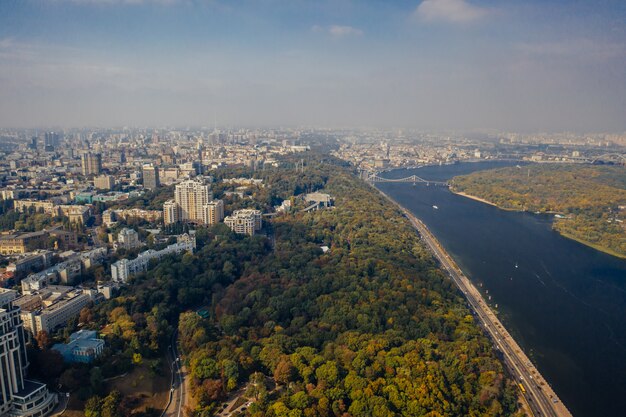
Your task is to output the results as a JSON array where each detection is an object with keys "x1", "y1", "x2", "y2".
[{"x1": 59, "y1": 361, "x2": 170, "y2": 416}]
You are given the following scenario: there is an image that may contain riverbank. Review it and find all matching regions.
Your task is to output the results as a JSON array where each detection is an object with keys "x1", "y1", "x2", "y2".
[
  {"x1": 452, "y1": 188, "x2": 626, "y2": 259},
  {"x1": 450, "y1": 188, "x2": 520, "y2": 211},
  {"x1": 555, "y1": 227, "x2": 626, "y2": 260},
  {"x1": 373, "y1": 183, "x2": 573, "y2": 417}
]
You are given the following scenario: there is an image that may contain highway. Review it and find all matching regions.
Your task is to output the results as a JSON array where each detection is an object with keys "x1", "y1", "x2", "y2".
[
  {"x1": 162, "y1": 330, "x2": 186, "y2": 417},
  {"x1": 378, "y1": 188, "x2": 573, "y2": 417}
]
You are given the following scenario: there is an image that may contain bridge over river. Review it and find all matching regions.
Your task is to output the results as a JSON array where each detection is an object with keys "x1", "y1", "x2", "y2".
[{"x1": 365, "y1": 172, "x2": 449, "y2": 186}]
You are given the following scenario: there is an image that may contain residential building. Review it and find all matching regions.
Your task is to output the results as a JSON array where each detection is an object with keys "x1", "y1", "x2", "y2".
[
  {"x1": 174, "y1": 179, "x2": 212, "y2": 223},
  {"x1": 13, "y1": 200, "x2": 56, "y2": 215},
  {"x1": 202, "y1": 199, "x2": 224, "y2": 225},
  {"x1": 116, "y1": 228, "x2": 141, "y2": 251},
  {"x1": 58, "y1": 205, "x2": 91, "y2": 225},
  {"x1": 52, "y1": 330, "x2": 104, "y2": 364},
  {"x1": 94, "y1": 175, "x2": 115, "y2": 190},
  {"x1": 102, "y1": 210, "x2": 116, "y2": 227},
  {"x1": 111, "y1": 234, "x2": 195, "y2": 283},
  {"x1": 113, "y1": 208, "x2": 162, "y2": 223},
  {"x1": 0, "y1": 289, "x2": 58, "y2": 417},
  {"x1": 224, "y1": 209, "x2": 262, "y2": 236},
  {"x1": 0, "y1": 231, "x2": 48, "y2": 255},
  {"x1": 142, "y1": 164, "x2": 160, "y2": 189},
  {"x1": 81, "y1": 152, "x2": 102, "y2": 176},
  {"x1": 163, "y1": 200, "x2": 179, "y2": 225},
  {"x1": 6, "y1": 251, "x2": 53, "y2": 280},
  {"x1": 16, "y1": 286, "x2": 98, "y2": 336}
]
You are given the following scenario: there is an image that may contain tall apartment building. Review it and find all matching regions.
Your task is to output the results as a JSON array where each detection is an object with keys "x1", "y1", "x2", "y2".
[
  {"x1": 224, "y1": 209, "x2": 262, "y2": 236},
  {"x1": 142, "y1": 164, "x2": 160, "y2": 189},
  {"x1": 202, "y1": 199, "x2": 224, "y2": 225},
  {"x1": 81, "y1": 152, "x2": 102, "y2": 176},
  {"x1": 163, "y1": 200, "x2": 179, "y2": 225},
  {"x1": 174, "y1": 179, "x2": 212, "y2": 223},
  {"x1": 0, "y1": 289, "x2": 58, "y2": 417}
]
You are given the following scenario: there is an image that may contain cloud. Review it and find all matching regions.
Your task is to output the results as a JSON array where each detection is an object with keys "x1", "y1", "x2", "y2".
[
  {"x1": 415, "y1": 0, "x2": 489, "y2": 23},
  {"x1": 312, "y1": 25, "x2": 363, "y2": 37}
]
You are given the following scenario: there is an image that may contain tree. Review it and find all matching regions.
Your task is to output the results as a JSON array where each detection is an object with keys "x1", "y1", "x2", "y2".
[
  {"x1": 90, "y1": 367, "x2": 104, "y2": 394},
  {"x1": 273, "y1": 357, "x2": 296, "y2": 386},
  {"x1": 79, "y1": 307, "x2": 94, "y2": 325},
  {"x1": 84, "y1": 395, "x2": 103, "y2": 417},
  {"x1": 35, "y1": 330, "x2": 52, "y2": 350},
  {"x1": 101, "y1": 390, "x2": 122, "y2": 417}
]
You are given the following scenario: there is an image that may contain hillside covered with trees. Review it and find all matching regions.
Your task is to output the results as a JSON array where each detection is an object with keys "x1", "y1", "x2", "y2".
[
  {"x1": 450, "y1": 164, "x2": 626, "y2": 258},
  {"x1": 79, "y1": 155, "x2": 522, "y2": 417}
]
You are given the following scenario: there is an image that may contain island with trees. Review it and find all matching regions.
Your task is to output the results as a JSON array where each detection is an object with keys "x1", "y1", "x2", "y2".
[{"x1": 450, "y1": 164, "x2": 626, "y2": 258}]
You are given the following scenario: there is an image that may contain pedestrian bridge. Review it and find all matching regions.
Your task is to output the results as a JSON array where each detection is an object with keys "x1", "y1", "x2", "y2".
[{"x1": 366, "y1": 173, "x2": 448, "y2": 186}]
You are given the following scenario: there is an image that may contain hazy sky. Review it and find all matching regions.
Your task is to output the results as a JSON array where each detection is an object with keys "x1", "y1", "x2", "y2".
[{"x1": 0, "y1": 0, "x2": 625, "y2": 131}]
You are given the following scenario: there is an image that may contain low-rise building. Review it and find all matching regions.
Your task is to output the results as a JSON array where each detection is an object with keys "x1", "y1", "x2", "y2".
[
  {"x1": 115, "y1": 228, "x2": 141, "y2": 251},
  {"x1": 52, "y1": 330, "x2": 104, "y2": 364},
  {"x1": 224, "y1": 209, "x2": 262, "y2": 236},
  {"x1": 304, "y1": 192, "x2": 334, "y2": 208},
  {"x1": 16, "y1": 286, "x2": 98, "y2": 336},
  {"x1": 111, "y1": 234, "x2": 195, "y2": 283},
  {"x1": 6, "y1": 251, "x2": 53, "y2": 280},
  {"x1": 0, "y1": 231, "x2": 48, "y2": 255},
  {"x1": 94, "y1": 175, "x2": 115, "y2": 190}
]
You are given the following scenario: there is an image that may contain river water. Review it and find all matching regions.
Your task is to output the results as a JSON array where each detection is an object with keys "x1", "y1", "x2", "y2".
[{"x1": 376, "y1": 161, "x2": 626, "y2": 417}]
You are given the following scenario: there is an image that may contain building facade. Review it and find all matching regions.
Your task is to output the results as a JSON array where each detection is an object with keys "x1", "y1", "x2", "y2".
[
  {"x1": 202, "y1": 199, "x2": 224, "y2": 225},
  {"x1": 81, "y1": 152, "x2": 102, "y2": 176},
  {"x1": 111, "y1": 234, "x2": 195, "y2": 283},
  {"x1": 0, "y1": 289, "x2": 57, "y2": 417},
  {"x1": 142, "y1": 164, "x2": 160, "y2": 189},
  {"x1": 94, "y1": 175, "x2": 114, "y2": 190},
  {"x1": 224, "y1": 209, "x2": 262, "y2": 236},
  {"x1": 163, "y1": 200, "x2": 179, "y2": 225},
  {"x1": 174, "y1": 179, "x2": 212, "y2": 223},
  {"x1": 52, "y1": 330, "x2": 104, "y2": 364}
]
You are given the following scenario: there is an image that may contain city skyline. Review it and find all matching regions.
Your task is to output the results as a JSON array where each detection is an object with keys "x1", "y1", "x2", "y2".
[{"x1": 1, "y1": 0, "x2": 625, "y2": 132}]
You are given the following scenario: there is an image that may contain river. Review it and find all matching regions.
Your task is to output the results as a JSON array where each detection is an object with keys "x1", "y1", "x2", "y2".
[{"x1": 376, "y1": 161, "x2": 626, "y2": 417}]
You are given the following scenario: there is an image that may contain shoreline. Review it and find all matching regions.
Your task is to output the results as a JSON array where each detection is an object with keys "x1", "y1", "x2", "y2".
[
  {"x1": 449, "y1": 189, "x2": 524, "y2": 211},
  {"x1": 451, "y1": 188, "x2": 626, "y2": 259},
  {"x1": 372, "y1": 184, "x2": 572, "y2": 417},
  {"x1": 555, "y1": 228, "x2": 626, "y2": 260}
]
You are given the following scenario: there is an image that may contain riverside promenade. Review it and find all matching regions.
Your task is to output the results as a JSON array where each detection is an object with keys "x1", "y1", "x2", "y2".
[{"x1": 376, "y1": 187, "x2": 573, "y2": 417}]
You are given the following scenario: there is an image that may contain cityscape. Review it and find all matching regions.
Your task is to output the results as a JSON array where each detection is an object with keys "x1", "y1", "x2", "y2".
[{"x1": 0, "y1": 1, "x2": 625, "y2": 417}]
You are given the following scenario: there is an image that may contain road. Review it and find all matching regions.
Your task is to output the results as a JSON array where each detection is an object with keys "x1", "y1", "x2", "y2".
[
  {"x1": 380, "y1": 189, "x2": 573, "y2": 417},
  {"x1": 162, "y1": 330, "x2": 187, "y2": 417}
]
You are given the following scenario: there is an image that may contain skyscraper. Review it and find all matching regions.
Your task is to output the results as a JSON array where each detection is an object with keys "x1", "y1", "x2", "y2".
[
  {"x1": 81, "y1": 152, "x2": 102, "y2": 176},
  {"x1": 44, "y1": 132, "x2": 60, "y2": 150},
  {"x1": 142, "y1": 164, "x2": 160, "y2": 190},
  {"x1": 0, "y1": 289, "x2": 57, "y2": 417},
  {"x1": 174, "y1": 179, "x2": 212, "y2": 223}
]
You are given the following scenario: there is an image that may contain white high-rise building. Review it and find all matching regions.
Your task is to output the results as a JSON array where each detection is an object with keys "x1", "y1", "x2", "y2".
[
  {"x1": 0, "y1": 289, "x2": 58, "y2": 417},
  {"x1": 163, "y1": 200, "x2": 179, "y2": 225},
  {"x1": 202, "y1": 199, "x2": 224, "y2": 225},
  {"x1": 174, "y1": 179, "x2": 212, "y2": 223}
]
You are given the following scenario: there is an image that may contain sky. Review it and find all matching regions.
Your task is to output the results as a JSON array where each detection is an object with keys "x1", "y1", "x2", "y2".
[{"x1": 0, "y1": 0, "x2": 625, "y2": 132}]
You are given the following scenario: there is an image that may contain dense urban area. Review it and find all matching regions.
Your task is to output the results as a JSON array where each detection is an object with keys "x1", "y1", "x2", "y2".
[{"x1": 0, "y1": 127, "x2": 623, "y2": 417}]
